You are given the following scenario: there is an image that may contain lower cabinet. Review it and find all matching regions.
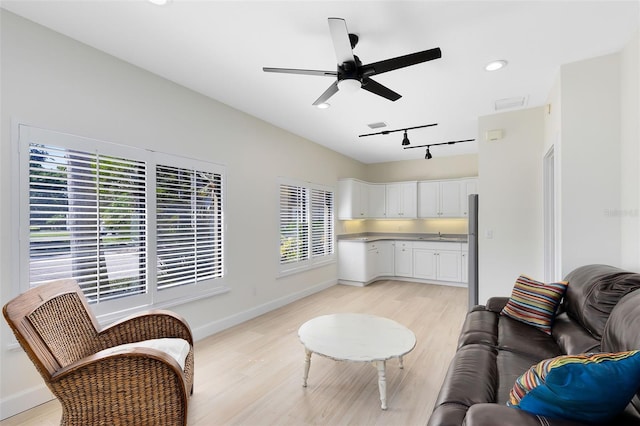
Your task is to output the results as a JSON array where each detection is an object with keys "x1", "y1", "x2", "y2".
[
  {"x1": 339, "y1": 239, "x2": 467, "y2": 286},
  {"x1": 413, "y1": 242, "x2": 462, "y2": 283},
  {"x1": 377, "y1": 241, "x2": 395, "y2": 276},
  {"x1": 413, "y1": 249, "x2": 437, "y2": 279},
  {"x1": 339, "y1": 240, "x2": 395, "y2": 284},
  {"x1": 394, "y1": 241, "x2": 413, "y2": 277},
  {"x1": 461, "y1": 249, "x2": 468, "y2": 283}
]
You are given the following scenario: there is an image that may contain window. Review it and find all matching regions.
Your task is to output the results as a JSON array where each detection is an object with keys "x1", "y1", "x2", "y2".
[
  {"x1": 18, "y1": 125, "x2": 226, "y2": 317},
  {"x1": 278, "y1": 179, "x2": 334, "y2": 275}
]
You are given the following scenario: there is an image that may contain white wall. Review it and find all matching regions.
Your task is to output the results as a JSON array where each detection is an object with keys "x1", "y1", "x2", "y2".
[
  {"x1": 477, "y1": 107, "x2": 545, "y2": 303},
  {"x1": 364, "y1": 154, "x2": 478, "y2": 182},
  {"x1": 0, "y1": 11, "x2": 365, "y2": 418},
  {"x1": 620, "y1": 30, "x2": 640, "y2": 270},
  {"x1": 559, "y1": 53, "x2": 622, "y2": 275}
]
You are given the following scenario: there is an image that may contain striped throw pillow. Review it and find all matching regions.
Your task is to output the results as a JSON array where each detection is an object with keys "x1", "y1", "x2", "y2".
[
  {"x1": 500, "y1": 275, "x2": 568, "y2": 334},
  {"x1": 508, "y1": 351, "x2": 640, "y2": 423}
]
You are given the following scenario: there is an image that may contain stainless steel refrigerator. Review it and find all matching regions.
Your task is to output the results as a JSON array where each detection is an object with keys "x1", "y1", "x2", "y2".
[{"x1": 468, "y1": 194, "x2": 479, "y2": 311}]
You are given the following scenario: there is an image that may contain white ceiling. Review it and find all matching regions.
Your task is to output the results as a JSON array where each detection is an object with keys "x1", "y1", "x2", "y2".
[{"x1": 2, "y1": 1, "x2": 639, "y2": 164}]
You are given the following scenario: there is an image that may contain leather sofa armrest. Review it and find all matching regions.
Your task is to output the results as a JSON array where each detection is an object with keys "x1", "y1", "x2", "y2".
[
  {"x1": 485, "y1": 297, "x2": 510, "y2": 313},
  {"x1": 463, "y1": 404, "x2": 587, "y2": 426}
]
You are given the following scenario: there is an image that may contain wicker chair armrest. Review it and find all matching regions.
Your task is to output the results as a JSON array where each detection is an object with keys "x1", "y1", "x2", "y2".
[
  {"x1": 51, "y1": 348, "x2": 189, "y2": 425},
  {"x1": 98, "y1": 309, "x2": 193, "y2": 348}
]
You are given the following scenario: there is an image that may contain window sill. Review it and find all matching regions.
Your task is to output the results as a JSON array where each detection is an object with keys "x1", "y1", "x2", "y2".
[{"x1": 277, "y1": 258, "x2": 336, "y2": 279}]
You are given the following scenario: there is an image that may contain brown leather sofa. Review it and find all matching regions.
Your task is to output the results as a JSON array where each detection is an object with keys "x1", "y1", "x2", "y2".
[{"x1": 428, "y1": 264, "x2": 640, "y2": 426}]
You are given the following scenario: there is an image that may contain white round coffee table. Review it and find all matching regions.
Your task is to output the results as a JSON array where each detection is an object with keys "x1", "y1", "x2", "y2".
[{"x1": 298, "y1": 313, "x2": 416, "y2": 410}]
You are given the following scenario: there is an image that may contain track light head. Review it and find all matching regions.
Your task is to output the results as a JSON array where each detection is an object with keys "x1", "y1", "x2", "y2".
[
  {"x1": 425, "y1": 147, "x2": 433, "y2": 160},
  {"x1": 401, "y1": 130, "x2": 410, "y2": 146}
]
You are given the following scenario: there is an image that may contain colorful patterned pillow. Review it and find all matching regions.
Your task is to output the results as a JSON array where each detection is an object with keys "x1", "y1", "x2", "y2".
[
  {"x1": 508, "y1": 351, "x2": 640, "y2": 423},
  {"x1": 500, "y1": 275, "x2": 568, "y2": 334}
]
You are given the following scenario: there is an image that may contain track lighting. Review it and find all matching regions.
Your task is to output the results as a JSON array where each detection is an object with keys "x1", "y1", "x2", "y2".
[
  {"x1": 358, "y1": 123, "x2": 438, "y2": 147},
  {"x1": 404, "y1": 138, "x2": 475, "y2": 159},
  {"x1": 425, "y1": 147, "x2": 432, "y2": 159},
  {"x1": 402, "y1": 130, "x2": 410, "y2": 146}
]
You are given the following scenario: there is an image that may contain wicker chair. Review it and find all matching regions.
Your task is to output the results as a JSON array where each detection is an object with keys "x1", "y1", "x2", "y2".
[{"x1": 3, "y1": 279, "x2": 194, "y2": 425}]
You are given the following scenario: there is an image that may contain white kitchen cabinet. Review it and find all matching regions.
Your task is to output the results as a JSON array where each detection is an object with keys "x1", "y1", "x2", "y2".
[
  {"x1": 385, "y1": 182, "x2": 417, "y2": 218},
  {"x1": 367, "y1": 184, "x2": 387, "y2": 218},
  {"x1": 460, "y1": 179, "x2": 478, "y2": 217},
  {"x1": 413, "y1": 248, "x2": 437, "y2": 279},
  {"x1": 337, "y1": 179, "x2": 369, "y2": 219},
  {"x1": 338, "y1": 240, "x2": 368, "y2": 282},
  {"x1": 339, "y1": 238, "x2": 466, "y2": 286},
  {"x1": 416, "y1": 181, "x2": 439, "y2": 217},
  {"x1": 418, "y1": 178, "x2": 477, "y2": 218},
  {"x1": 394, "y1": 241, "x2": 413, "y2": 277},
  {"x1": 437, "y1": 250, "x2": 463, "y2": 282},
  {"x1": 439, "y1": 180, "x2": 462, "y2": 217},
  {"x1": 412, "y1": 241, "x2": 462, "y2": 283},
  {"x1": 338, "y1": 240, "x2": 394, "y2": 284},
  {"x1": 376, "y1": 241, "x2": 395, "y2": 276},
  {"x1": 461, "y1": 250, "x2": 468, "y2": 283}
]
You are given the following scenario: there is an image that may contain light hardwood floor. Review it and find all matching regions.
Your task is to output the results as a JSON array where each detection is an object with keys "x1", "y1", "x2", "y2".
[{"x1": 1, "y1": 280, "x2": 467, "y2": 426}]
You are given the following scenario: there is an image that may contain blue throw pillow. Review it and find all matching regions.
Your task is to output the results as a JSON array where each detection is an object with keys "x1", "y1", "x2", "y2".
[{"x1": 508, "y1": 350, "x2": 640, "y2": 423}]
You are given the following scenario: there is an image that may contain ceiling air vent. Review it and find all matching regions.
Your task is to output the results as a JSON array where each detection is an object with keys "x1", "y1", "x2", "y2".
[
  {"x1": 367, "y1": 122, "x2": 387, "y2": 129},
  {"x1": 494, "y1": 96, "x2": 527, "y2": 111}
]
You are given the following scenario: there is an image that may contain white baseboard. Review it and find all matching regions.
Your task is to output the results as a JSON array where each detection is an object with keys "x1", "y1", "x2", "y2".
[
  {"x1": 340, "y1": 276, "x2": 468, "y2": 288},
  {"x1": 0, "y1": 384, "x2": 54, "y2": 421},
  {"x1": 191, "y1": 278, "x2": 337, "y2": 341}
]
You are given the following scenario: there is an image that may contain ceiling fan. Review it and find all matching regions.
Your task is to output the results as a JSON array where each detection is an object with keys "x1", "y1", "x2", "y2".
[{"x1": 263, "y1": 18, "x2": 442, "y2": 106}]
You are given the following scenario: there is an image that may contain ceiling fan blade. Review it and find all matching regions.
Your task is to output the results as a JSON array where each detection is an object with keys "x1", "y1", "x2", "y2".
[
  {"x1": 328, "y1": 18, "x2": 355, "y2": 65},
  {"x1": 361, "y1": 47, "x2": 442, "y2": 76},
  {"x1": 361, "y1": 77, "x2": 402, "y2": 101},
  {"x1": 263, "y1": 67, "x2": 337, "y2": 77},
  {"x1": 312, "y1": 81, "x2": 340, "y2": 106}
]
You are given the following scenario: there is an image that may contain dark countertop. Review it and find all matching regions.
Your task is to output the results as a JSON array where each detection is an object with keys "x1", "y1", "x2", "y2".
[{"x1": 337, "y1": 232, "x2": 468, "y2": 243}]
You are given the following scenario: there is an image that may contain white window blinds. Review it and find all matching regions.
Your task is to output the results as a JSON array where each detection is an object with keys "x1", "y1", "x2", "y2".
[
  {"x1": 28, "y1": 143, "x2": 147, "y2": 303},
  {"x1": 311, "y1": 188, "x2": 334, "y2": 258},
  {"x1": 156, "y1": 165, "x2": 224, "y2": 290},
  {"x1": 279, "y1": 184, "x2": 309, "y2": 266},
  {"x1": 20, "y1": 125, "x2": 226, "y2": 313},
  {"x1": 279, "y1": 180, "x2": 334, "y2": 275}
]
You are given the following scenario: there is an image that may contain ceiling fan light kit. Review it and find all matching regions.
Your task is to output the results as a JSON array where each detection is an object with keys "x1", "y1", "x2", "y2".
[
  {"x1": 263, "y1": 17, "x2": 442, "y2": 106},
  {"x1": 337, "y1": 79, "x2": 362, "y2": 93}
]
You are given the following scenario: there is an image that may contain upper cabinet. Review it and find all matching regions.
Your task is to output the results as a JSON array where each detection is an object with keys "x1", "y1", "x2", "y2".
[
  {"x1": 367, "y1": 184, "x2": 387, "y2": 219},
  {"x1": 338, "y1": 177, "x2": 476, "y2": 220},
  {"x1": 337, "y1": 179, "x2": 369, "y2": 219},
  {"x1": 460, "y1": 179, "x2": 478, "y2": 217},
  {"x1": 418, "y1": 178, "x2": 478, "y2": 218},
  {"x1": 385, "y1": 182, "x2": 417, "y2": 218}
]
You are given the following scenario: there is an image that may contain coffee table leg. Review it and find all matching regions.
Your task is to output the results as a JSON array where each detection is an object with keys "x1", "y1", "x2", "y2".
[
  {"x1": 303, "y1": 349, "x2": 312, "y2": 387},
  {"x1": 376, "y1": 360, "x2": 387, "y2": 410},
  {"x1": 399, "y1": 356, "x2": 404, "y2": 369}
]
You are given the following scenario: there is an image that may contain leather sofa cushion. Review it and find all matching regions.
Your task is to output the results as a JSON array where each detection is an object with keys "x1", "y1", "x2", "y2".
[
  {"x1": 458, "y1": 309, "x2": 562, "y2": 361},
  {"x1": 563, "y1": 264, "x2": 640, "y2": 339},
  {"x1": 552, "y1": 312, "x2": 601, "y2": 354},
  {"x1": 497, "y1": 315, "x2": 563, "y2": 360},
  {"x1": 432, "y1": 344, "x2": 497, "y2": 412},
  {"x1": 602, "y1": 290, "x2": 640, "y2": 421},
  {"x1": 463, "y1": 403, "x2": 596, "y2": 426},
  {"x1": 457, "y1": 309, "x2": 498, "y2": 349}
]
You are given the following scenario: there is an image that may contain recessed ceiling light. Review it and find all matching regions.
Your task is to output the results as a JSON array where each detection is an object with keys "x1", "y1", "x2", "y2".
[
  {"x1": 148, "y1": 0, "x2": 170, "y2": 5},
  {"x1": 316, "y1": 102, "x2": 331, "y2": 109},
  {"x1": 485, "y1": 60, "x2": 508, "y2": 71}
]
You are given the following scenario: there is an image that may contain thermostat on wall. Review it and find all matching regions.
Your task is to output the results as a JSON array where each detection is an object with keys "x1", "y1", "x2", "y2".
[{"x1": 485, "y1": 129, "x2": 504, "y2": 141}]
